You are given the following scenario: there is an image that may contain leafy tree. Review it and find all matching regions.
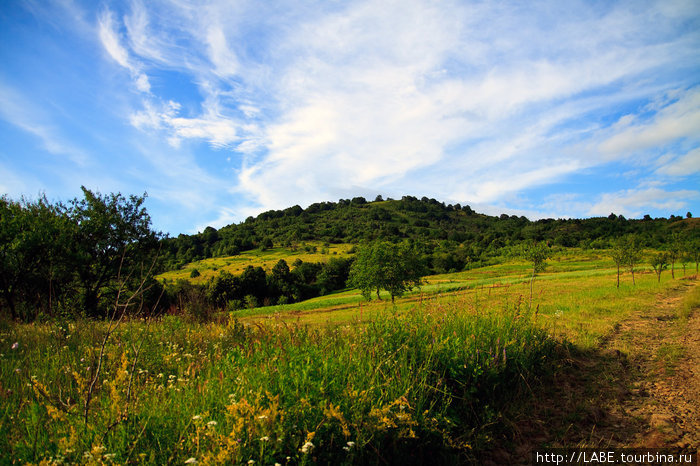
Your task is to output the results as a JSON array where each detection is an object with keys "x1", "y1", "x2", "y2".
[
  {"x1": 316, "y1": 257, "x2": 352, "y2": 295},
  {"x1": 626, "y1": 236, "x2": 643, "y2": 285},
  {"x1": 651, "y1": 252, "x2": 669, "y2": 283},
  {"x1": 206, "y1": 270, "x2": 240, "y2": 308},
  {"x1": 611, "y1": 235, "x2": 642, "y2": 287},
  {"x1": 348, "y1": 241, "x2": 424, "y2": 303},
  {"x1": 269, "y1": 259, "x2": 293, "y2": 300},
  {"x1": 68, "y1": 187, "x2": 159, "y2": 317},
  {"x1": 0, "y1": 195, "x2": 72, "y2": 320},
  {"x1": 667, "y1": 233, "x2": 684, "y2": 279},
  {"x1": 688, "y1": 238, "x2": 700, "y2": 274}
]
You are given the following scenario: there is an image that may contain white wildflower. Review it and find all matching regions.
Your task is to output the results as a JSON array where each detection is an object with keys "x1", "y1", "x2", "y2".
[
  {"x1": 11, "y1": 342, "x2": 18, "y2": 350},
  {"x1": 184, "y1": 458, "x2": 197, "y2": 464},
  {"x1": 207, "y1": 421, "x2": 217, "y2": 427},
  {"x1": 191, "y1": 415, "x2": 202, "y2": 421},
  {"x1": 301, "y1": 441, "x2": 314, "y2": 454},
  {"x1": 259, "y1": 436, "x2": 269, "y2": 442}
]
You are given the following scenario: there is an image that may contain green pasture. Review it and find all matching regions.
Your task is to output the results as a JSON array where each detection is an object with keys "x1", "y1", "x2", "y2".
[{"x1": 157, "y1": 242, "x2": 355, "y2": 284}]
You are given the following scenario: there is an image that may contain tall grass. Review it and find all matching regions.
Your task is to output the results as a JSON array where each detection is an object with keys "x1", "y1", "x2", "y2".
[{"x1": 0, "y1": 301, "x2": 558, "y2": 464}]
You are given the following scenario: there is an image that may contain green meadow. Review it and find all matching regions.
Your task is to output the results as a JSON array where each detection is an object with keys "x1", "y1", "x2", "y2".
[
  {"x1": 157, "y1": 242, "x2": 355, "y2": 284},
  {"x1": 0, "y1": 248, "x2": 696, "y2": 464}
]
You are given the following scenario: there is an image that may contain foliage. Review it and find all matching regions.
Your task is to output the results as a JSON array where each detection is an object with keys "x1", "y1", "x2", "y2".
[
  {"x1": 159, "y1": 195, "x2": 699, "y2": 273},
  {"x1": 651, "y1": 252, "x2": 669, "y2": 282},
  {"x1": 348, "y1": 241, "x2": 426, "y2": 302},
  {"x1": 0, "y1": 188, "x2": 160, "y2": 321},
  {"x1": 610, "y1": 235, "x2": 643, "y2": 288}
]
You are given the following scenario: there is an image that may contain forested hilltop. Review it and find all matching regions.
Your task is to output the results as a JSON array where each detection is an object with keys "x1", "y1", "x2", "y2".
[{"x1": 161, "y1": 195, "x2": 697, "y2": 271}]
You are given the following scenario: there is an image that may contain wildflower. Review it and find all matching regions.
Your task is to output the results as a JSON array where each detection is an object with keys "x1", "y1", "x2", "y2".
[
  {"x1": 301, "y1": 441, "x2": 314, "y2": 454},
  {"x1": 184, "y1": 458, "x2": 198, "y2": 464},
  {"x1": 11, "y1": 342, "x2": 18, "y2": 350},
  {"x1": 347, "y1": 441, "x2": 355, "y2": 448},
  {"x1": 554, "y1": 309, "x2": 563, "y2": 318},
  {"x1": 259, "y1": 436, "x2": 269, "y2": 442},
  {"x1": 207, "y1": 421, "x2": 217, "y2": 427},
  {"x1": 103, "y1": 453, "x2": 116, "y2": 460},
  {"x1": 248, "y1": 461, "x2": 255, "y2": 465},
  {"x1": 257, "y1": 415, "x2": 268, "y2": 420},
  {"x1": 192, "y1": 415, "x2": 202, "y2": 421}
]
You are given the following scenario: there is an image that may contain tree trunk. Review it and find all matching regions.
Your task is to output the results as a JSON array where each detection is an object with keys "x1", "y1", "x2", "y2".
[{"x1": 616, "y1": 264, "x2": 620, "y2": 288}]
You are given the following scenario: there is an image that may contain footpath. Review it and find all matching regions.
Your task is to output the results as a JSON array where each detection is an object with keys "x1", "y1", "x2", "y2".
[{"x1": 482, "y1": 278, "x2": 699, "y2": 465}]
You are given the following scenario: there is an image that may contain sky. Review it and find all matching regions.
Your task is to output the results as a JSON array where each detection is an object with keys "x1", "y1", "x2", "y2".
[{"x1": 1, "y1": 0, "x2": 699, "y2": 235}]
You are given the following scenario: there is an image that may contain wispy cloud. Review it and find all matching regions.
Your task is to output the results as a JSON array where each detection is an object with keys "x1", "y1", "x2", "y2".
[
  {"x1": 98, "y1": 8, "x2": 151, "y2": 92},
  {"x1": 0, "y1": 82, "x2": 90, "y2": 166},
  {"x1": 5, "y1": 0, "x2": 697, "y2": 233}
]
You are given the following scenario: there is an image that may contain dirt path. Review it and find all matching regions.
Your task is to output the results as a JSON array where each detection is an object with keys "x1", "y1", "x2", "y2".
[
  {"x1": 481, "y1": 278, "x2": 700, "y2": 465},
  {"x1": 619, "y1": 281, "x2": 700, "y2": 449}
]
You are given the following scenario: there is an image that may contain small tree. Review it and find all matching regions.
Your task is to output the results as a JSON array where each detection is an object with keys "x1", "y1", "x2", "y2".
[
  {"x1": 688, "y1": 238, "x2": 700, "y2": 274},
  {"x1": 624, "y1": 236, "x2": 643, "y2": 285},
  {"x1": 651, "y1": 252, "x2": 669, "y2": 283},
  {"x1": 667, "y1": 233, "x2": 684, "y2": 279},
  {"x1": 610, "y1": 239, "x2": 627, "y2": 289},
  {"x1": 520, "y1": 241, "x2": 551, "y2": 308}
]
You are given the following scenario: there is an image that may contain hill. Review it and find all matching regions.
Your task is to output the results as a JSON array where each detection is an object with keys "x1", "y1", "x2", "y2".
[{"x1": 160, "y1": 195, "x2": 697, "y2": 271}]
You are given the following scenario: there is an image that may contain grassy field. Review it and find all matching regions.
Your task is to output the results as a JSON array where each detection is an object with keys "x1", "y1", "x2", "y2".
[
  {"x1": 157, "y1": 242, "x2": 355, "y2": 284},
  {"x1": 1, "y1": 249, "x2": 696, "y2": 464}
]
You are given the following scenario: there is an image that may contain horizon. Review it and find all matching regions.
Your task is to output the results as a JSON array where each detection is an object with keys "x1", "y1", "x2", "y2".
[{"x1": 1, "y1": 0, "x2": 699, "y2": 235}]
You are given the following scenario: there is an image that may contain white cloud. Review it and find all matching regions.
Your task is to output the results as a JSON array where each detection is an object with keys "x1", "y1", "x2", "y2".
[
  {"x1": 600, "y1": 88, "x2": 700, "y2": 157},
  {"x1": 206, "y1": 26, "x2": 239, "y2": 77},
  {"x1": 98, "y1": 9, "x2": 151, "y2": 93},
  {"x1": 587, "y1": 187, "x2": 699, "y2": 217},
  {"x1": 656, "y1": 147, "x2": 700, "y2": 176}
]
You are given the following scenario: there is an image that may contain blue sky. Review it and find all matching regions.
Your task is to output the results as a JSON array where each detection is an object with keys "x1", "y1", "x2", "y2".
[{"x1": 1, "y1": 0, "x2": 699, "y2": 235}]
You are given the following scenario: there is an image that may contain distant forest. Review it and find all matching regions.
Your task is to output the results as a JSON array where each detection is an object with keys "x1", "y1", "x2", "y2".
[{"x1": 161, "y1": 195, "x2": 698, "y2": 272}]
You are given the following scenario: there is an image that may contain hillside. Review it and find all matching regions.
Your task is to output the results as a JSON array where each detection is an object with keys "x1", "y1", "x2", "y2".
[{"x1": 160, "y1": 195, "x2": 697, "y2": 271}]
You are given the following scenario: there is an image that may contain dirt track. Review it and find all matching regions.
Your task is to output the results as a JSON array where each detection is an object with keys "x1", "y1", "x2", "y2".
[{"x1": 482, "y1": 278, "x2": 700, "y2": 465}]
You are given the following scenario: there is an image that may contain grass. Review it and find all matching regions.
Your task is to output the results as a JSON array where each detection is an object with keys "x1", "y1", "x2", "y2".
[
  {"x1": 0, "y1": 248, "x2": 696, "y2": 464},
  {"x1": 157, "y1": 242, "x2": 355, "y2": 284},
  {"x1": 0, "y1": 303, "x2": 557, "y2": 464}
]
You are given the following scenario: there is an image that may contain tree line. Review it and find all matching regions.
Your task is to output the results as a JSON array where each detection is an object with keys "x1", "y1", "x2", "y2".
[{"x1": 165, "y1": 256, "x2": 353, "y2": 320}]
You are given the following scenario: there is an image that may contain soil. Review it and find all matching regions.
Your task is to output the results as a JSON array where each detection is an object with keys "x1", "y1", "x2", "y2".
[{"x1": 480, "y1": 278, "x2": 700, "y2": 465}]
